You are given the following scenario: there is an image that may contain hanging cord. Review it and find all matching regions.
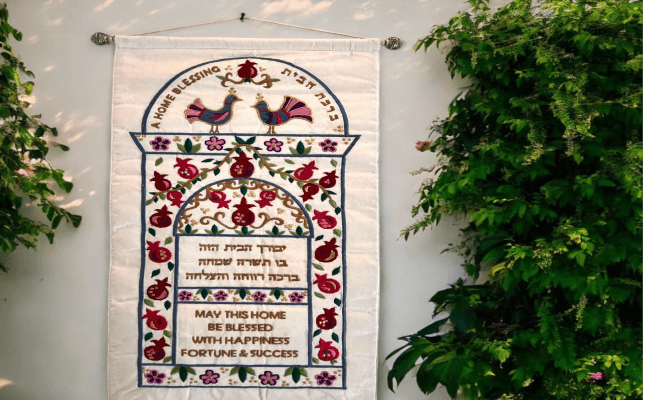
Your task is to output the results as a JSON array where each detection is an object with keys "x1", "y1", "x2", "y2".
[{"x1": 90, "y1": 14, "x2": 402, "y2": 48}]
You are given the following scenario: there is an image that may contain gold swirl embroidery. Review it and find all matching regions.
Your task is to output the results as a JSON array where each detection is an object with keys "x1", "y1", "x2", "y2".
[{"x1": 176, "y1": 179, "x2": 309, "y2": 232}]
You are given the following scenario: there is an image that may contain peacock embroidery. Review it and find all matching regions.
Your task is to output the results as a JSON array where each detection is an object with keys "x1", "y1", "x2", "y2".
[
  {"x1": 184, "y1": 88, "x2": 242, "y2": 133},
  {"x1": 252, "y1": 93, "x2": 313, "y2": 134}
]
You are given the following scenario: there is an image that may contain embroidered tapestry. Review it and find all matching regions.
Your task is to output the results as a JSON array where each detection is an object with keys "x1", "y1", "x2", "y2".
[{"x1": 108, "y1": 36, "x2": 379, "y2": 399}]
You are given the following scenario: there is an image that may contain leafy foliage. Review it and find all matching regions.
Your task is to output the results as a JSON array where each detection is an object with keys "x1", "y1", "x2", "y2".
[
  {"x1": 0, "y1": 5, "x2": 81, "y2": 272},
  {"x1": 387, "y1": 0, "x2": 642, "y2": 399}
]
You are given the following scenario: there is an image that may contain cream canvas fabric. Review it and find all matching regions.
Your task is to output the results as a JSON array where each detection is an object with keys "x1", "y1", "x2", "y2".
[{"x1": 109, "y1": 36, "x2": 379, "y2": 399}]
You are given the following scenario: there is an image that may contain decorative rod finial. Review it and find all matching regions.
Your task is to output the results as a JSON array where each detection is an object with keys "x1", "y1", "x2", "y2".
[
  {"x1": 91, "y1": 32, "x2": 114, "y2": 45},
  {"x1": 240, "y1": 13, "x2": 246, "y2": 22},
  {"x1": 382, "y1": 37, "x2": 403, "y2": 50}
]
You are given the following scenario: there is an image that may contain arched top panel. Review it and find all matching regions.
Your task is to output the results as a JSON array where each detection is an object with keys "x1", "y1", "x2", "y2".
[
  {"x1": 141, "y1": 57, "x2": 349, "y2": 136},
  {"x1": 173, "y1": 178, "x2": 314, "y2": 237}
]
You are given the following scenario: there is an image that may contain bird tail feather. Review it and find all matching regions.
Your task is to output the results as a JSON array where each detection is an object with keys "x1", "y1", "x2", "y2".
[
  {"x1": 282, "y1": 96, "x2": 313, "y2": 123},
  {"x1": 184, "y1": 98, "x2": 206, "y2": 123}
]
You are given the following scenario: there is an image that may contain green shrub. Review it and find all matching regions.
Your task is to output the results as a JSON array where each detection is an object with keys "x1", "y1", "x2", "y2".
[
  {"x1": 0, "y1": 4, "x2": 81, "y2": 272},
  {"x1": 387, "y1": 0, "x2": 642, "y2": 399}
]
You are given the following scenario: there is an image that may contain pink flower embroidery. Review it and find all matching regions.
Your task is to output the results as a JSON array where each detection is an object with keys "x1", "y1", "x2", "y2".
[
  {"x1": 150, "y1": 136, "x2": 171, "y2": 151},
  {"x1": 205, "y1": 136, "x2": 226, "y2": 151},
  {"x1": 319, "y1": 139, "x2": 338, "y2": 153},
  {"x1": 144, "y1": 370, "x2": 166, "y2": 384},
  {"x1": 252, "y1": 291, "x2": 267, "y2": 302},
  {"x1": 259, "y1": 371, "x2": 280, "y2": 386},
  {"x1": 264, "y1": 138, "x2": 283, "y2": 152},
  {"x1": 315, "y1": 371, "x2": 337, "y2": 386},
  {"x1": 178, "y1": 290, "x2": 193, "y2": 301},
  {"x1": 199, "y1": 369, "x2": 220, "y2": 384}
]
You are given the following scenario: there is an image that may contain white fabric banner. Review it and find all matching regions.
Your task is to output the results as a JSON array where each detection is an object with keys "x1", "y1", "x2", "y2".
[{"x1": 109, "y1": 36, "x2": 379, "y2": 399}]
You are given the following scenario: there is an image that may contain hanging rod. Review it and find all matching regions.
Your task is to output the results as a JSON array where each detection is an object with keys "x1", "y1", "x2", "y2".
[{"x1": 90, "y1": 13, "x2": 404, "y2": 50}]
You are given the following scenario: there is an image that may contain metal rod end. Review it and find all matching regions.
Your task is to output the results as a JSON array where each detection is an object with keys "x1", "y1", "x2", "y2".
[
  {"x1": 240, "y1": 13, "x2": 246, "y2": 22},
  {"x1": 91, "y1": 32, "x2": 114, "y2": 46},
  {"x1": 382, "y1": 37, "x2": 403, "y2": 50}
]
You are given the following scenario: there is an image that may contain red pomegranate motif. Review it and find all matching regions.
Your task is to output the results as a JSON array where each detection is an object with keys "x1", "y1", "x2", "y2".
[
  {"x1": 232, "y1": 197, "x2": 256, "y2": 227},
  {"x1": 319, "y1": 171, "x2": 338, "y2": 189},
  {"x1": 237, "y1": 60, "x2": 258, "y2": 81},
  {"x1": 149, "y1": 205, "x2": 173, "y2": 228},
  {"x1": 230, "y1": 152, "x2": 255, "y2": 178},
  {"x1": 174, "y1": 157, "x2": 199, "y2": 180},
  {"x1": 150, "y1": 171, "x2": 172, "y2": 191},
  {"x1": 315, "y1": 238, "x2": 339, "y2": 263},
  {"x1": 167, "y1": 190, "x2": 183, "y2": 207},
  {"x1": 300, "y1": 183, "x2": 320, "y2": 202},
  {"x1": 141, "y1": 309, "x2": 168, "y2": 330},
  {"x1": 146, "y1": 241, "x2": 172, "y2": 263},
  {"x1": 208, "y1": 190, "x2": 231, "y2": 209},
  {"x1": 316, "y1": 307, "x2": 338, "y2": 330},
  {"x1": 144, "y1": 338, "x2": 169, "y2": 361},
  {"x1": 312, "y1": 210, "x2": 337, "y2": 229},
  {"x1": 146, "y1": 277, "x2": 171, "y2": 300},
  {"x1": 255, "y1": 190, "x2": 276, "y2": 208},
  {"x1": 315, "y1": 339, "x2": 340, "y2": 362},
  {"x1": 294, "y1": 161, "x2": 318, "y2": 180},
  {"x1": 313, "y1": 273, "x2": 341, "y2": 294}
]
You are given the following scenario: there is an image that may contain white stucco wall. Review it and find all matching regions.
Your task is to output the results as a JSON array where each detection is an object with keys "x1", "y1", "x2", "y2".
[{"x1": 0, "y1": 1, "x2": 504, "y2": 399}]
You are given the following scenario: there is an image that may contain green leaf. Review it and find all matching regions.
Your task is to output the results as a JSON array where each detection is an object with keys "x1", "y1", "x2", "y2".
[
  {"x1": 167, "y1": 262, "x2": 174, "y2": 271},
  {"x1": 163, "y1": 357, "x2": 172, "y2": 363},
  {"x1": 238, "y1": 367, "x2": 247, "y2": 382},
  {"x1": 292, "y1": 367, "x2": 301, "y2": 383},
  {"x1": 184, "y1": 138, "x2": 193, "y2": 153},
  {"x1": 313, "y1": 329, "x2": 322, "y2": 337},
  {"x1": 163, "y1": 330, "x2": 172, "y2": 338},
  {"x1": 144, "y1": 299, "x2": 155, "y2": 307},
  {"x1": 155, "y1": 157, "x2": 163, "y2": 166},
  {"x1": 315, "y1": 292, "x2": 326, "y2": 299},
  {"x1": 333, "y1": 229, "x2": 341, "y2": 237},
  {"x1": 151, "y1": 269, "x2": 160, "y2": 278},
  {"x1": 144, "y1": 332, "x2": 153, "y2": 341},
  {"x1": 312, "y1": 263, "x2": 324, "y2": 271},
  {"x1": 297, "y1": 141, "x2": 305, "y2": 154},
  {"x1": 164, "y1": 300, "x2": 171, "y2": 310},
  {"x1": 179, "y1": 366, "x2": 188, "y2": 382},
  {"x1": 334, "y1": 298, "x2": 342, "y2": 307},
  {"x1": 148, "y1": 228, "x2": 155, "y2": 236},
  {"x1": 331, "y1": 159, "x2": 338, "y2": 167},
  {"x1": 332, "y1": 332, "x2": 339, "y2": 343},
  {"x1": 164, "y1": 237, "x2": 173, "y2": 245},
  {"x1": 332, "y1": 266, "x2": 341, "y2": 275}
]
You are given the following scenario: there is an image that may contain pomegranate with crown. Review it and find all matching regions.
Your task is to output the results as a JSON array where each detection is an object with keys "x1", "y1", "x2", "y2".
[
  {"x1": 141, "y1": 309, "x2": 168, "y2": 330},
  {"x1": 146, "y1": 241, "x2": 172, "y2": 263},
  {"x1": 316, "y1": 307, "x2": 338, "y2": 330},
  {"x1": 315, "y1": 339, "x2": 339, "y2": 362},
  {"x1": 144, "y1": 338, "x2": 169, "y2": 361},
  {"x1": 312, "y1": 210, "x2": 337, "y2": 229},
  {"x1": 174, "y1": 157, "x2": 199, "y2": 180},
  {"x1": 315, "y1": 238, "x2": 339, "y2": 263},
  {"x1": 149, "y1": 205, "x2": 173, "y2": 228},
  {"x1": 208, "y1": 190, "x2": 230, "y2": 209},
  {"x1": 167, "y1": 190, "x2": 183, "y2": 207},
  {"x1": 313, "y1": 273, "x2": 341, "y2": 294},
  {"x1": 150, "y1": 171, "x2": 172, "y2": 191},
  {"x1": 319, "y1": 171, "x2": 338, "y2": 189},
  {"x1": 294, "y1": 160, "x2": 318, "y2": 180},
  {"x1": 146, "y1": 277, "x2": 171, "y2": 300},
  {"x1": 300, "y1": 183, "x2": 320, "y2": 202},
  {"x1": 230, "y1": 152, "x2": 254, "y2": 178},
  {"x1": 255, "y1": 190, "x2": 276, "y2": 208},
  {"x1": 232, "y1": 197, "x2": 256, "y2": 227}
]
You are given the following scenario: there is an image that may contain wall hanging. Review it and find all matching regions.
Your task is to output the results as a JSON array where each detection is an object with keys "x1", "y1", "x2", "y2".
[{"x1": 107, "y1": 35, "x2": 379, "y2": 399}]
